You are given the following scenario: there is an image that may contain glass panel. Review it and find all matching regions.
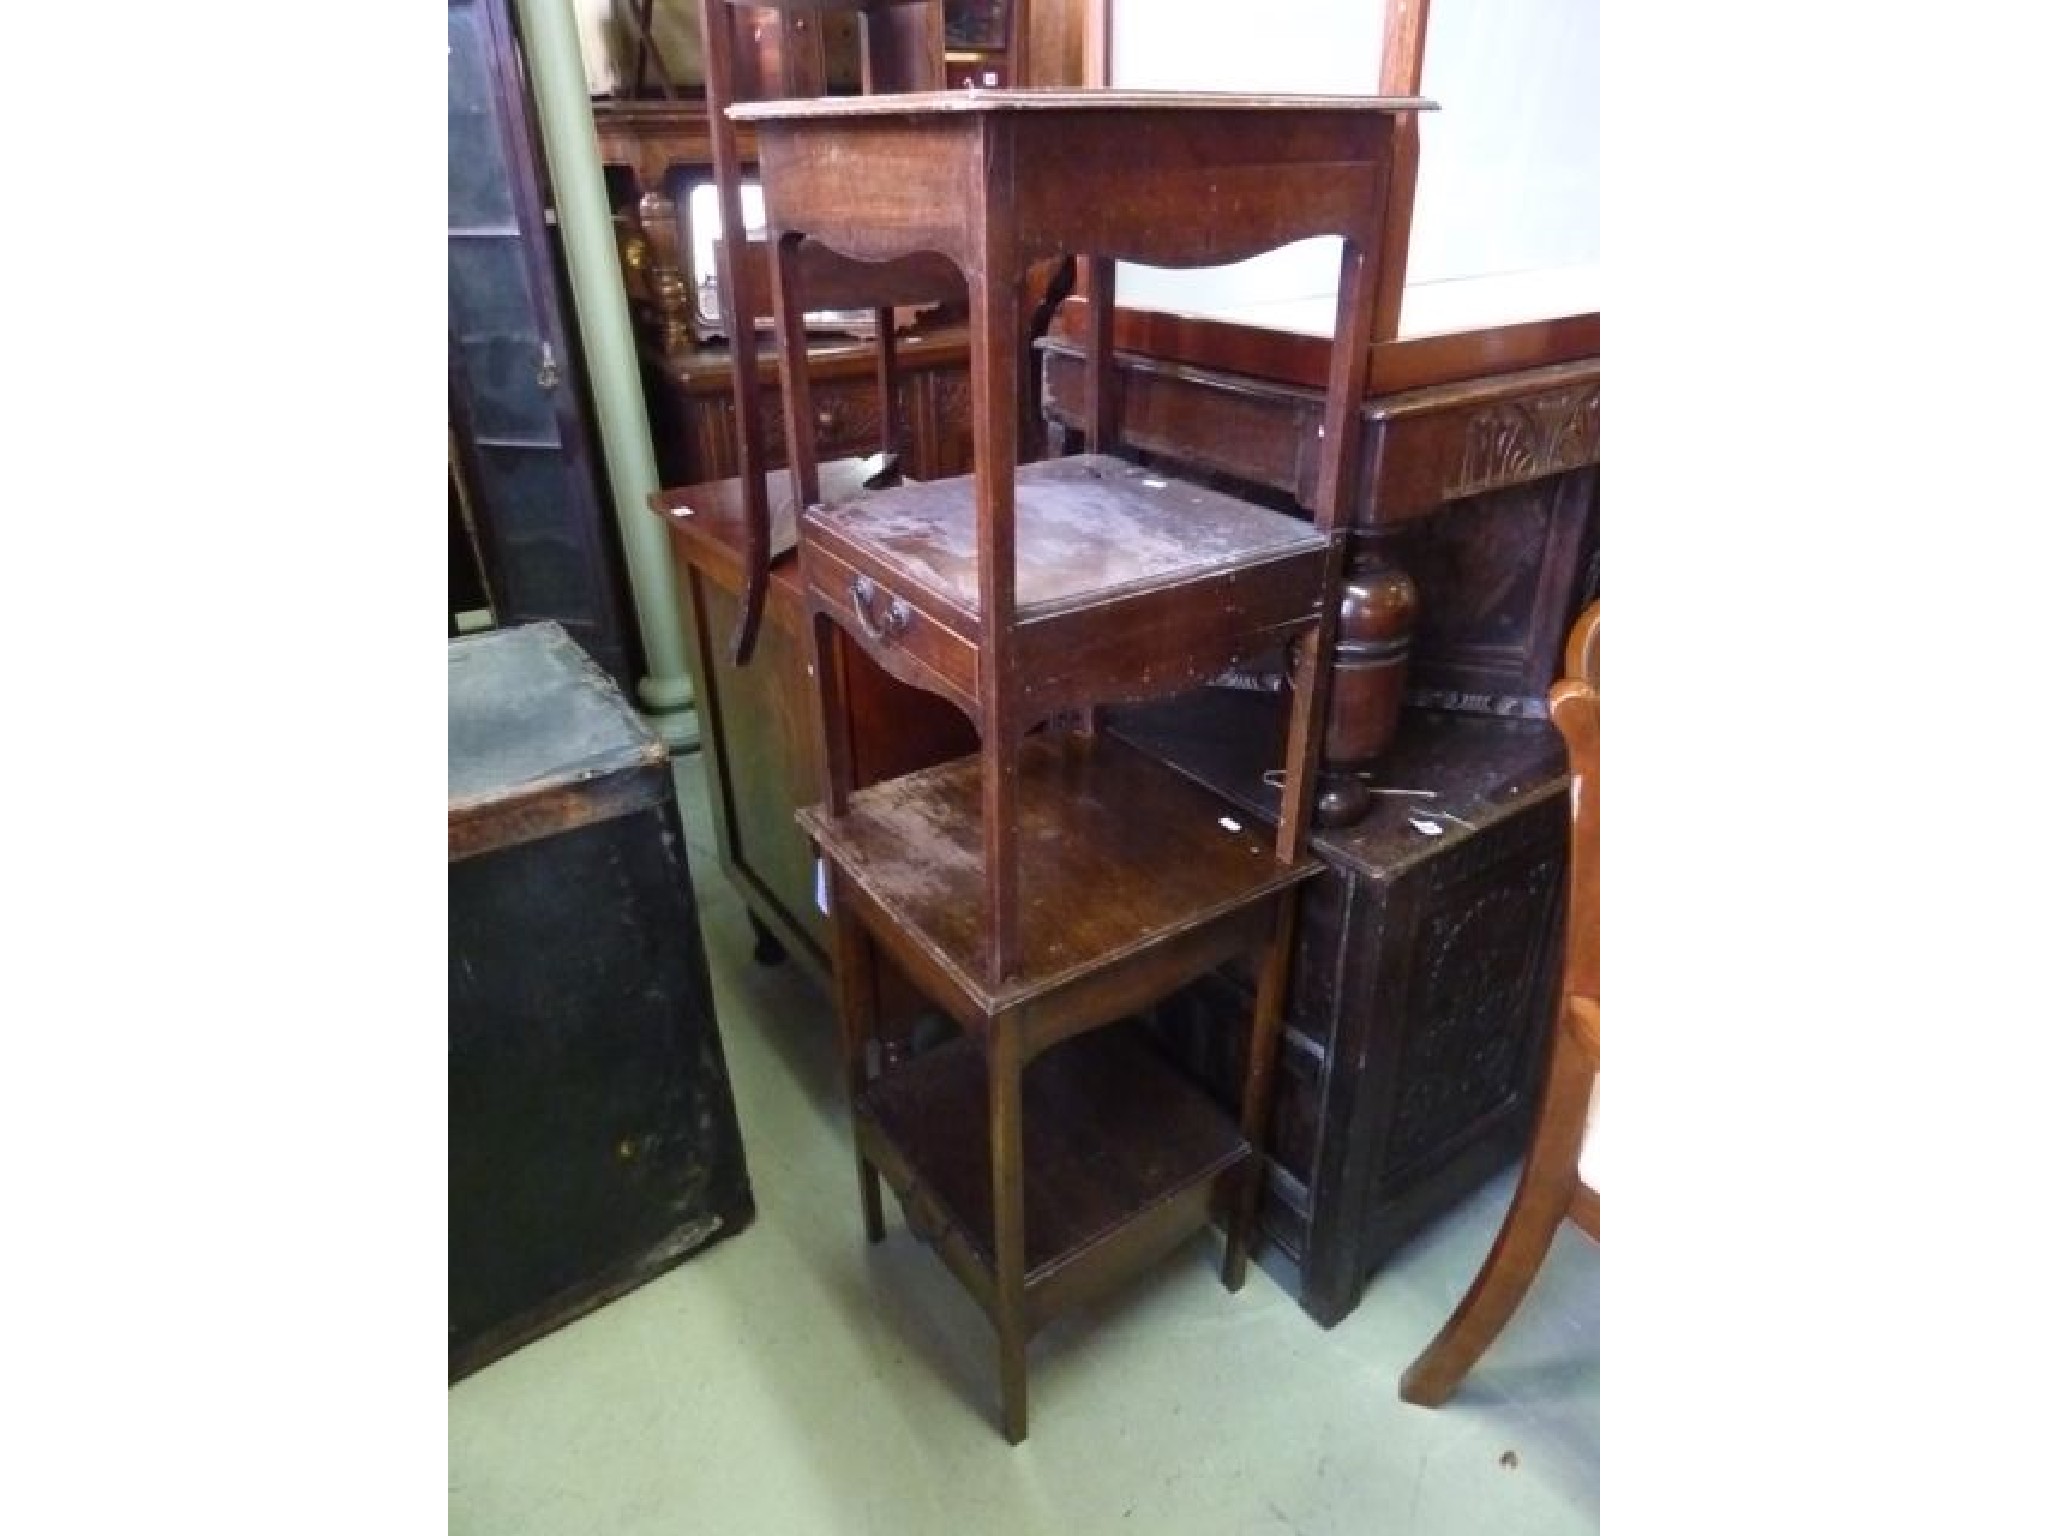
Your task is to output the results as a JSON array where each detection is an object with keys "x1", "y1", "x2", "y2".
[
  {"x1": 456, "y1": 332, "x2": 562, "y2": 445},
  {"x1": 449, "y1": 237, "x2": 540, "y2": 340},
  {"x1": 448, "y1": 3, "x2": 515, "y2": 229},
  {"x1": 450, "y1": 238, "x2": 559, "y2": 443},
  {"x1": 471, "y1": 446, "x2": 601, "y2": 623},
  {"x1": 946, "y1": 0, "x2": 1012, "y2": 51}
]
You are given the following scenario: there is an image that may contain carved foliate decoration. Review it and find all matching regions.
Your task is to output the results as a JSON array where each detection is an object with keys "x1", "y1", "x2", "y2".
[
  {"x1": 1385, "y1": 853, "x2": 1563, "y2": 1178},
  {"x1": 1444, "y1": 387, "x2": 1600, "y2": 503}
]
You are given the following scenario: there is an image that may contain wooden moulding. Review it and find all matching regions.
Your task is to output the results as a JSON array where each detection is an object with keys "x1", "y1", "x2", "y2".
[
  {"x1": 1040, "y1": 339, "x2": 1600, "y2": 524},
  {"x1": 1046, "y1": 294, "x2": 1599, "y2": 399},
  {"x1": 856, "y1": 1025, "x2": 1247, "y2": 1333},
  {"x1": 592, "y1": 98, "x2": 748, "y2": 191},
  {"x1": 646, "y1": 322, "x2": 972, "y2": 395}
]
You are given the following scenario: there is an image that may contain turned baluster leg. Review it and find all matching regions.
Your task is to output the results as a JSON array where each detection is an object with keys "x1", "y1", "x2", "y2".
[{"x1": 1314, "y1": 533, "x2": 1419, "y2": 827}]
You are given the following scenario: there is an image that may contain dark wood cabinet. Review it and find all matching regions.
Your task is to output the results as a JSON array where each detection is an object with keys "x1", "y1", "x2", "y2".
[
  {"x1": 1110, "y1": 690, "x2": 1568, "y2": 1327},
  {"x1": 657, "y1": 473, "x2": 979, "y2": 979},
  {"x1": 448, "y1": 0, "x2": 641, "y2": 688},
  {"x1": 448, "y1": 622, "x2": 755, "y2": 1380},
  {"x1": 641, "y1": 324, "x2": 975, "y2": 493},
  {"x1": 1036, "y1": 305, "x2": 1595, "y2": 1326}
]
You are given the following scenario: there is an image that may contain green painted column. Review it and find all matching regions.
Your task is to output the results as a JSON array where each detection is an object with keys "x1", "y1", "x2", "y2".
[{"x1": 511, "y1": 0, "x2": 695, "y2": 723}]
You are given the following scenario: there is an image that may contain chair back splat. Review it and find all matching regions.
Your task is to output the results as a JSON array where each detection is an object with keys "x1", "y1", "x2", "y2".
[{"x1": 697, "y1": 0, "x2": 960, "y2": 664}]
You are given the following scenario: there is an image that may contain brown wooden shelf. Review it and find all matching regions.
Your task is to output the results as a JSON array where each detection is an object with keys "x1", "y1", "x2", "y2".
[
  {"x1": 796, "y1": 731, "x2": 1322, "y2": 1026},
  {"x1": 857, "y1": 1024, "x2": 1246, "y2": 1329}
]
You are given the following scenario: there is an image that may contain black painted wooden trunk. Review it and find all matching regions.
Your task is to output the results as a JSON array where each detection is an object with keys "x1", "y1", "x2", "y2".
[
  {"x1": 449, "y1": 622, "x2": 753, "y2": 1379},
  {"x1": 1111, "y1": 690, "x2": 1567, "y2": 1327}
]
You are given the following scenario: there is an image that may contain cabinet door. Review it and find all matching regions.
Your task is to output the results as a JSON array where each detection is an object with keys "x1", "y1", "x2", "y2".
[{"x1": 448, "y1": 0, "x2": 635, "y2": 686}]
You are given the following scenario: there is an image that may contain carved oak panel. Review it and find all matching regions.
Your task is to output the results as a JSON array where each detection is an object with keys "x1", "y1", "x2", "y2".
[
  {"x1": 1357, "y1": 362, "x2": 1600, "y2": 521},
  {"x1": 1394, "y1": 468, "x2": 1598, "y2": 717}
]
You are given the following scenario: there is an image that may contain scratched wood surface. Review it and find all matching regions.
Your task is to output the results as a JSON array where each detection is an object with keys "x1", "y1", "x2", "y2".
[{"x1": 448, "y1": 621, "x2": 670, "y2": 861}]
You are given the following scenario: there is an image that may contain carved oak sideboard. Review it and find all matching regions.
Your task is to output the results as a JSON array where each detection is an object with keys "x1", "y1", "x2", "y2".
[
  {"x1": 1042, "y1": 303, "x2": 1598, "y2": 1323},
  {"x1": 1111, "y1": 689, "x2": 1568, "y2": 1327},
  {"x1": 1042, "y1": 316, "x2": 1600, "y2": 728}
]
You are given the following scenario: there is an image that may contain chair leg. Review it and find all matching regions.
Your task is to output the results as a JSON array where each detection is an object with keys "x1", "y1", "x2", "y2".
[
  {"x1": 811, "y1": 610, "x2": 887, "y2": 1241},
  {"x1": 990, "y1": 1026, "x2": 1029, "y2": 1444},
  {"x1": 828, "y1": 888, "x2": 887, "y2": 1242},
  {"x1": 1224, "y1": 894, "x2": 1298, "y2": 1291},
  {"x1": 1398, "y1": 1018, "x2": 1597, "y2": 1407}
]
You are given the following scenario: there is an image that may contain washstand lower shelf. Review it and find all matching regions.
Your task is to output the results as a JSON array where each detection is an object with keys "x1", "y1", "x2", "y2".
[
  {"x1": 856, "y1": 1024, "x2": 1248, "y2": 1333},
  {"x1": 795, "y1": 730, "x2": 1320, "y2": 1023},
  {"x1": 801, "y1": 729, "x2": 1321, "y2": 1438}
]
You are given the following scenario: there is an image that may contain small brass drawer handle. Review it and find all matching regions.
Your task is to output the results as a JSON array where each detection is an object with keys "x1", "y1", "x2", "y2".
[{"x1": 850, "y1": 574, "x2": 912, "y2": 645}]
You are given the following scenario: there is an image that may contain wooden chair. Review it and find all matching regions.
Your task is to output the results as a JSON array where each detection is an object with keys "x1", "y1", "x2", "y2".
[
  {"x1": 1399, "y1": 598, "x2": 1599, "y2": 1407},
  {"x1": 694, "y1": 0, "x2": 966, "y2": 665}
]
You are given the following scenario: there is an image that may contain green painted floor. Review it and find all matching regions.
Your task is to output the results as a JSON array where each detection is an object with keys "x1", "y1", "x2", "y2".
[{"x1": 448, "y1": 746, "x2": 1599, "y2": 1535}]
